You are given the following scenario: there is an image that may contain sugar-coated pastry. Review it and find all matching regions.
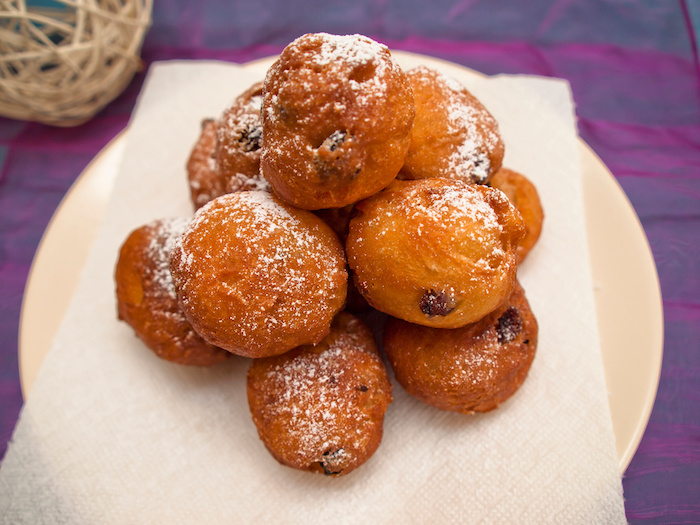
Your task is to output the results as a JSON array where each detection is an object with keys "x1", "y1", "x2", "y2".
[
  {"x1": 489, "y1": 167, "x2": 544, "y2": 263},
  {"x1": 115, "y1": 218, "x2": 231, "y2": 366},
  {"x1": 247, "y1": 312, "x2": 392, "y2": 476},
  {"x1": 261, "y1": 32, "x2": 415, "y2": 210},
  {"x1": 186, "y1": 83, "x2": 270, "y2": 210},
  {"x1": 215, "y1": 81, "x2": 270, "y2": 194},
  {"x1": 169, "y1": 191, "x2": 348, "y2": 358},
  {"x1": 384, "y1": 281, "x2": 537, "y2": 413},
  {"x1": 347, "y1": 178, "x2": 525, "y2": 328},
  {"x1": 399, "y1": 66, "x2": 504, "y2": 185},
  {"x1": 187, "y1": 118, "x2": 225, "y2": 210}
]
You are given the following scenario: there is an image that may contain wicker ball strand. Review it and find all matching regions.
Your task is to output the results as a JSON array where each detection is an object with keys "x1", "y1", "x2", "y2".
[{"x1": 0, "y1": 0, "x2": 152, "y2": 126}]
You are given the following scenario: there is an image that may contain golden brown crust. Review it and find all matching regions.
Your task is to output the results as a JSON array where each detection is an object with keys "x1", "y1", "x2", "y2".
[
  {"x1": 247, "y1": 312, "x2": 392, "y2": 476},
  {"x1": 169, "y1": 191, "x2": 348, "y2": 358},
  {"x1": 489, "y1": 167, "x2": 544, "y2": 263},
  {"x1": 215, "y1": 81, "x2": 270, "y2": 195},
  {"x1": 346, "y1": 178, "x2": 525, "y2": 328},
  {"x1": 187, "y1": 119, "x2": 225, "y2": 210},
  {"x1": 399, "y1": 66, "x2": 504, "y2": 185},
  {"x1": 260, "y1": 33, "x2": 415, "y2": 210},
  {"x1": 384, "y1": 281, "x2": 537, "y2": 413},
  {"x1": 186, "y1": 83, "x2": 270, "y2": 211},
  {"x1": 115, "y1": 218, "x2": 231, "y2": 366}
]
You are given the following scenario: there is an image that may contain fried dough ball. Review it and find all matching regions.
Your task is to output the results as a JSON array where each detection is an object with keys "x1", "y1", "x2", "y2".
[
  {"x1": 169, "y1": 191, "x2": 348, "y2": 358},
  {"x1": 215, "y1": 81, "x2": 270, "y2": 194},
  {"x1": 247, "y1": 312, "x2": 393, "y2": 476},
  {"x1": 384, "y1": 281, "x2": 537, "y2": 413},
  {"x1": 261, "y1": 32, "x2": 415, "y2": 210},
  {"x1": 115, "y1": 218, "x2": 231, "y2": 366},
  {"x1": 186, "y1": 83, "x2": 270, "y2": 210},
  {"x1": 489, "y1": 167, "x2": 544, "y2": 263},
  {"x1": 399, "y1": 66, "x2": 504, "y2": 185},
  {"x1": 346, "y1": 178, "x2": 525, "y2": 328},
  {"x1": 187, "y1": 118, "x2": 224, "y2": 210}
]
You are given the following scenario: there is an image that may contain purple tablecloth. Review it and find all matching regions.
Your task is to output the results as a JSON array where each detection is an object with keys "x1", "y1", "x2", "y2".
[{"x1": 1, "y1": 1, "x2": 698, "y2": 522}]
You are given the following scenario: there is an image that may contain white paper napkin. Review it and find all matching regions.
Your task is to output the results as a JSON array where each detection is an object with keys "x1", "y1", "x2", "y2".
[{"x1": 0, "y1": 56, "x2": 626, "y2": 524}]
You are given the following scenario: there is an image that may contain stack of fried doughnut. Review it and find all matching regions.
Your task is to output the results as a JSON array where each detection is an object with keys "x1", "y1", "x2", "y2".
[{"x1": 114, "y1": 32, "x2": 544, "y2": 477}]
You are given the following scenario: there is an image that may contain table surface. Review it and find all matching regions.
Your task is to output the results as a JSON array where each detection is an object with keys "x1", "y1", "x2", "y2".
[{"x1": 1, "y1": 1, "x2": 698, "y2": 522}]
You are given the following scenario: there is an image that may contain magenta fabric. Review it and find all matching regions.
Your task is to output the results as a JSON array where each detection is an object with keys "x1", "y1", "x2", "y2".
[{"x1": 1, "y1": 1, "x2": 698, "y2": 522}]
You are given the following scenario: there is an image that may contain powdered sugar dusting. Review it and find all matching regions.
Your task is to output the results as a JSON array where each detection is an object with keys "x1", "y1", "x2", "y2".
[
  {"x1": 414, "y1": 184, "x2": 497, "y2": 224},
  {"x1": 226, "y1": 171, "x2": 270, "y2": 193},
  {"x1": 146, "y1": 217, "x2": 190, "y2": 299},
  {"x1": 255, "y1": 324, "x2": 386, "y2": 463},
  {"x1": 447, "y1": 331, "x2": 500, "y2": 388},
  {"x1": 218, "y1": 94, "x2": 263, "y2": 158},
  {"x1": 413, "y1": 66, "x2": 501, "y2": 183},
  {"x1": 359, "y1": 182, "x2": 509, "y2": 279},
  {"x1": 268, "y1": 346, "x2": 360, "y2": 454},
  {"x1": 390, "y1": 183, "x2": 504, "y2": 248},
  {"x1": 311, "y1": 33, "x2": 388, "y2": 69},
  {"x1": 446, "y1": 101, "x2": 492, "y2": 182},
  {"x1": 265, "y1": 33, "x2": 394, "y2": 120},
  {"x1": 172, "y1": 192, "x2": 346, "y2": 351}
]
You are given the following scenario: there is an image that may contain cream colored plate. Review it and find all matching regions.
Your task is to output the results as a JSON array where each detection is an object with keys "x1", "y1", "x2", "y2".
[{"x1": 17, "y1": 55, "x2": 663, "y2": 474}]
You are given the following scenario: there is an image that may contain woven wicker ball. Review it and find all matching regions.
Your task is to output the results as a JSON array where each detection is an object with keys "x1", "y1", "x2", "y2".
[{"x1": 0, "y1": 0, "x2": 152, "y2": 126}]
